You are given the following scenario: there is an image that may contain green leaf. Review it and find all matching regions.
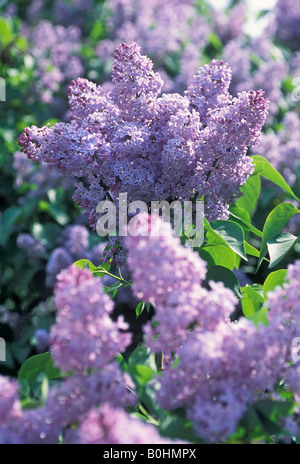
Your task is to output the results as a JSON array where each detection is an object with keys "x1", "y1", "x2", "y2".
[
  {"x1": 128, "y1": 365, "x2": 154, "y2": 386},
  {"x1": 206, "y1": 265, "x2": 242, "y2": 298},
  {"x1": 93, "y1": 262, "x2": 113, "y2": 277},
  {"x1": 263, "y1": 269, "x2": 288, "y2": 300},
  {"x1": 128, "y1": 344, "x2": 156, "y2": 387},
  {"x1": 159, "y1": 411, "x2": 203, "y2": 444},
  {"x1": 257, "y1": 203, "x2": 300, "y2": 271},
  {"x1": 236, "y1": 405, "x2": 266, "y2": 441},
  {"x1": 229, "y1": 211, "x2": 263, "y2": 238},
  {"x1": 73, "y1": 259, "x2": 97, "y2": 272},
  {"x1": 32, "y1": 222, "x2": 62, "y2": 249},
  {"x1": 267, "y1": 233, "x2": 298, "y2": 269},
  {"x1": 255, "y1": 400, "x2": 296, "y2": 424},
  {"x1": 103, "y1": 280, "x2": 123, "y2": 297},
  {"x1": 128, "y1": 344, "x2": 156, "y2": 372},
  {"x1": 135, "y1": 301, "x2": 146, "y2": 318},
  {"x1": 247, "y1": 307, "x2": 269, "y2": 327},
  {"x1": 199, "y1": 244, "x2": 236, "y2": 270},
  {"x1": 210, "y1": 220, "x2": 248, "y2": 261},
  {"x1": 241, "y1": 285, "x2": 264, "y2": 318},
  {"x1": 18, "y1": 353, "x2": 61, "y2": 390},
  {"x1": 139, "y1": 384, "x2": 166, "y2": 422},
  {"x1": 244, "y1": 241, "x2": 260, "y2": 258},
  {"x1": 0, "y1": 17, "x2": 14, "y2": 46},
  {"x1": 236, "y1": 175, "x2": 261, "y2": 216},
  {"x1": 208, "y1": 31, "x2": 223, "y2": 51},
  {"x1": 38, "y1": 201, "x2": 69, "y2": 226},
  {"x1": 251, "y1": 155, "x2": 300, "y2": 202},
  {"x1": 229, "y1": 204, "x2": 251, "y2": 231},
  {"x1": 90, "y1": 19, "x2": 107, "y2": 41},
  {"x1": 0, "y1": 206, "x2": 22, "y2": 246}
]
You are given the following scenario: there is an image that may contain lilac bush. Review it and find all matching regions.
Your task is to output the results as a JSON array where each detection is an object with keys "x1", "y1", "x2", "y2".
[
  {"x1": 18, "y1": 42, "x2": 269, "y2": 265},
  {"x1": 3, "y1": 0, "x2": 300, "y2": 446}
]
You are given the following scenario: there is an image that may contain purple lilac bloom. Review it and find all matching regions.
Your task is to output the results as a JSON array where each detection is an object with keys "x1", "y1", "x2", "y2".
[
  {"x1": 45, "y1": 248, "x2": 73, "y2": 288},
  {"x1": 223, "y1": 39, "x2": 287, "y2": 121},
  {"x1": 50, "y1": 265, "x2": 131, "y2": 373},
  {"x1": 126, "y1": 213, "x2": 300, "y2": 442},
  {"x1": 157, "y1": 256, "x2": 300, "y2": 442},
  {"x1": 43, "y1": 365, "x2": 135, "y2": 440},
  {"x1": 126, "y1": 212, "x2": 237, "y2": 352},
  {"x1": 25, "y1": 0, "x2": 94, "y2": 27},
  {"x1": 60, "y1": 224, "x2": 89, "y2": 259},
  {"x1": 19, "y1": 42, "x2": 269, "y2": 264},
  {"x1": 17, "y1": 233, "x2": 46, "y2": 264},
  {"x1": 23, "y1": 20, "x2": 84, "y2": 104},
  {"x1": 96, "y1": 0, "x2": 210, "y2": 90},
  {"x1": 157, "y1": 319, "x2": 268, "y2": 442},
  {"x1": 255, "y1": 111, "x2": 300, "y2": 184},
  {"x1": 45, "y1": 225, "x2": 105, "y2": 288},
  {"x1": 291, "y1": 51, "x2": 300, "y2": 77},
  {"x1": 0, "y1": 364, "x2": 135, "y2": 443},
  {"x1": 34, "y1": 329, "x2": 50, "y2": 353},
  {"x1": 54, "y1": 0, "x2": 94, "y2": 28},
  {"x1": 223, "y1": 41, "x2": 251, "y2": 97},
  {"x1": 13, "y1": 152, "x2": 34, "y2": 187},
  {"x1": 13, "y1": 151, "x2": 73, "y2": 202},
  {"x1": 0, "y1": 376, "x2": 20, "y2": 423},
  {"x1": 212, "y1": 3, "x2": 246, "y2": 45},
  {"x1": 76, "y1": 403, "x2": 187, "y2": 444},
  {"x1": 273, "y1": 0, "x2": 300, "y2": 50}
]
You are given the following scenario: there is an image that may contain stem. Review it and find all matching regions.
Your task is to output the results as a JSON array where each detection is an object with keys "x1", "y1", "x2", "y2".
[
  {"x1": 155, "y1": 351, "x2": 164, "y2": 371},
  {"x1": 93, "y1": 269, "x2": 131, "y2": 286}
]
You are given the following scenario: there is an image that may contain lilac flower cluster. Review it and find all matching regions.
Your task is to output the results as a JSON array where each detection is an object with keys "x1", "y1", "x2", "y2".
[
  {"x1": 273, "y1": 0, "x2": 300, "y2": 50},
  {"x1": 126, "y1": 213, "x2": 300, "y2": 442},
  {"x1": 126, "y1": 213, "x2": 237, "y2": 352},
  {"x1": 45, "y1": 224, "x2": 105, "y2": 287},
  {"x1": 17, "y1": 233, "x2": 46, "y2": 264},
  {"x1": 0, "y1": 265, "x2": 136, "y2": 443},
  {"x1": 223, "y1": 39, "x2": 288, "y2": 121},
  {"x1": 211, "y1": 3, "x2": 246, "y2": 45},
  {"x1": 34, "y1": 328, "x2": 50, "y2": 353},
  {"x1": 0, "y1": 364, "x2": 137, "y2": 444},
  {"x1": 0, "y1": 262, "x2": 191, "y2": 444},
  {"x1": 13, "y1": 151, "x2": 73, "y2": 202},
  {"x1": 255, "y1": 111, "x2": 300, "y2": 185},
  {"x1": 50, "y1": 265, "x2": 131, "y2": 373},
  {"x1": 22, "y1": 0, "x2": 94, "y2": 30},
  {"x1": 96, "y1": 0, "x2": 210, "y2": 92},
  {"x1": 23, "y1": 20, "x2": 84, "y2": 103},
  {"x1": 19, "y1": 42, "x2": 269, "y2": 247},
  {"x1": 77, "y1": 403, "x2": 185, "y2": 445}
]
